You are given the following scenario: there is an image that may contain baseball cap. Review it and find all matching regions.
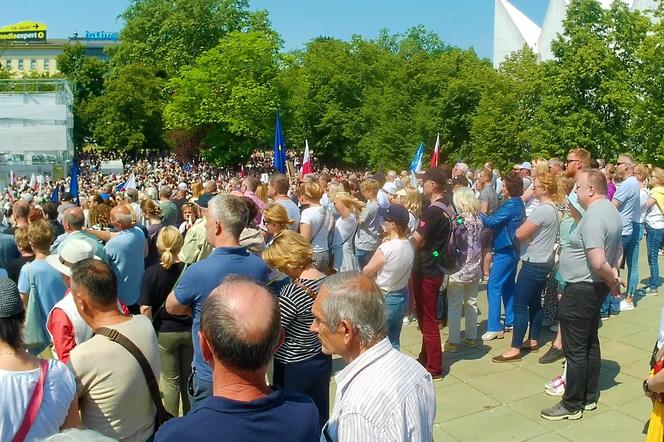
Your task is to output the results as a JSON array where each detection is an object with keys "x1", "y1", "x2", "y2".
[
  {"x1": 46, "y1": 239, "x2": 99, "y2": 277},
  {"x1": 197, "y1": 193, "x2": 215, "y2": 208},
  {"x1": 378, "y1": 204, "x2": 409, "y2": 227},
  {"x1": 382, "y1": 182, "x2": 398, "y2": 195},
  {"x1": 520, "y1": 162, "x2": 532, "y2": 171},
  {"x1": 0, "y1": 277, "x2": 23, "y2": 318}
]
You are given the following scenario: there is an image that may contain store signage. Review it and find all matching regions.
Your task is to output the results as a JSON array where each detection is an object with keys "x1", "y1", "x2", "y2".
[
  {"x1": 84, "y1": 31, "x2": 118, "y2": 41},
  {"x1": 0, "y1": 21, "x2": 47, "y2": 42}
]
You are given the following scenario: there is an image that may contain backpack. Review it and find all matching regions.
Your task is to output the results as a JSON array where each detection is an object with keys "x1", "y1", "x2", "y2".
[{"x1": 430, "y1": 201, "x2": 468, "y2": 275}]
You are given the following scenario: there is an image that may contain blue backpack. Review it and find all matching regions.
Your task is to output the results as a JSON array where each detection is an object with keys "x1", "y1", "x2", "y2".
[{"x1": 430, "y1": 201, "x2": 468, "y2": 275}]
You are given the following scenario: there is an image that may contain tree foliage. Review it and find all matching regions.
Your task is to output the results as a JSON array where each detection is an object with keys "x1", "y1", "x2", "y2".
[{"x1": 164, "y1": 30, "x2": 280, "y2": 165}]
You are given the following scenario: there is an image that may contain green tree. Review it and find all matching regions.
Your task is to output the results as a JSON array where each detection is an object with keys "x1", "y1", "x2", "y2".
[
  {"x1": 113, "y1": 0, "x2": 261, "y2": 76},
  {"x1": 56, "y1": 44, "x2": 108, "y2": 146},
  {"x1": 530, "y1": 0, "x2": 649, "y2": 161},
  {"x1": 164, "y1": 30, "x2": 280, "y2": 164},
  {"x1": 88, "y1": 63, "x2": 166, "y2": 152},
  {"x1": 468, "y1": 48, "x2": 544, "y2": 170}
]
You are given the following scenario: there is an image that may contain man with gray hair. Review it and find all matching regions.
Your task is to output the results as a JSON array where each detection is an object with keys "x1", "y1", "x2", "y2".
[
  {"x1": 103, "y1": 205, "x2": 146, "y2": 308},
  {"x1": 311, "y1": 272, "x2": 435, "y2": 441},
  {"x1": 52, "y1": 207, "x2": 107, "y2": 261},
  {"x1": 166, "y1": 194, "x2": 270, "y2": 406},
  {"x1": 125, "y1": 188, "x2": 144, "y2": 226},
  {"x1": 156, "y1": 276, "x2": 320, "y2": 441},
  {"x1": 158, "y1": 184, "x2": 178, "y2": 226}
]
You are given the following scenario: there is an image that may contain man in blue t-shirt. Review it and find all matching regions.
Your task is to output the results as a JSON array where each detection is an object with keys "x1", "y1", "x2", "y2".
[
  {"x1": 166, "y1": 195, "x2": 269, "y2": 407},
  {"x1": 157, "y1": 276, "x2": 319, "y2": 442}
]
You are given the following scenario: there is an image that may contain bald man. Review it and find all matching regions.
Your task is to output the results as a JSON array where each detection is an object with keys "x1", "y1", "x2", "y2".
[
  {"x1": 155, "y1": 276, "x2": 320, "y2": 442},
  {"x1": 103, "y1": 204, "x2": 146, "y2": 308},
  {"x1": 52, "y1": 207, "x2": 107, "y2": 261}
]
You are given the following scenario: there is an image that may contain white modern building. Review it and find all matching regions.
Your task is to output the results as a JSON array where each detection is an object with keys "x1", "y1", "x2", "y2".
[{"x1": 494, "y1": 0, "x2": 660, "y2": 68}]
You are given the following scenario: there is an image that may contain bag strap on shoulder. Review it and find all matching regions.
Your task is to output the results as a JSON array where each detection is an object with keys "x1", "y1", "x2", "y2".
[
  {"x1": 95, "y1": 327, "x2": 169, "y2": 421},
  {"x1": 12, "y1": 359, "x2": 48, "y2": 442}
]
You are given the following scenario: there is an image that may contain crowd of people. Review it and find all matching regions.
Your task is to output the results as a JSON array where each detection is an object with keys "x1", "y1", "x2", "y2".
[{"x1": 0, "y1": 148, "x2": 663, "y2": 440}]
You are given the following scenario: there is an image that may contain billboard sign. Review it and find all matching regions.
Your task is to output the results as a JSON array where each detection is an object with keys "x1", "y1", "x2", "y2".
[
  {"x1": 0, "y1": 21, "x2": 48, "y2": 42},
  {"x1": 84, "y1": 31, "x2": 119, "y2": 41}
]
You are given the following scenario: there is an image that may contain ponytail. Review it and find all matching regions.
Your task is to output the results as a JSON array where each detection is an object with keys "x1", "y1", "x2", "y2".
[{"x1": 160, "y1": 249, "x2": 174, "y2": 270}]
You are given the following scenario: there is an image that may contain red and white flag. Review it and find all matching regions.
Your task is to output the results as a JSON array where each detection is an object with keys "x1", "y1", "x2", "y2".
[
  {"x1": 430, "y1": 133, "x2": 440, "y2": 168},
  {"x1": 8, "y1": 170, "x2": 15, "y2": 186},
  {"x1": 301, "y1": 140, "x2": 313, "y2": 175},
  {"x1": 29, "y1": 174, "x2": 37, "y2": 190}
]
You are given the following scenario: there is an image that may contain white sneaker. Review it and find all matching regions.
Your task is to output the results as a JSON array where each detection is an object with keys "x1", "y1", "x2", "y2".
[
  {"x1": 620, "y1": 300, "x2": 635, "y2": 311},
  {"x1": 545, "y1": 383, "x2": 565, "y2": 396},
  {"x1": 645, "y1": 287, "x2": 659, "y2": 296},
  {"x1": 545, "y1": 375, "x2": 565, "y2": 390},
  {"x1": 402, "y1": 317, "x2": 410, "y2": 325},
  {"x1": 482, "y1": 331, "x2": 505, "y2": 341}
]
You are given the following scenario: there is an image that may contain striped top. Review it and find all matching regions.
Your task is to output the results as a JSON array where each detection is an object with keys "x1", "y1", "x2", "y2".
[
  {"x1": 275, "y1": 277, "x2": 325, "y2": 364},
  {"x1": 322, "y1": 338, "x2": 435, "y2": 441}
]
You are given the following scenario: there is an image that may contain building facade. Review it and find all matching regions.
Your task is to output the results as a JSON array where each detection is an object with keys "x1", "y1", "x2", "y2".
[{"x1": 0, "y1": 22, "x2": 118, "y2": 75}]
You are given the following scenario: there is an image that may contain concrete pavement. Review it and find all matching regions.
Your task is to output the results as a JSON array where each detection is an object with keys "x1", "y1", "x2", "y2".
[{"x1": 330, "y1": 243, "x2": 662, "y2": 441}]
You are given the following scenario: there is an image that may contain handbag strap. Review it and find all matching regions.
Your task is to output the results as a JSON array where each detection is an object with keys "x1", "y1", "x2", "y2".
[
  {"x1": 12, "y1": 359, "x2": 49, "y2": 442},
  {"x1": 95, "y1": 327, "x2": 168, "y2": 420}
]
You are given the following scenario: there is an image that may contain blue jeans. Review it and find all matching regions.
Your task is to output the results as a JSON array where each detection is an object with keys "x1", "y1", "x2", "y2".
[
  {"x1": 187, "y1": 369, "x2": 213, "y2": 410},
  {"x1": 646, "y1": 225, "x2": 664, "y2": 289},
  {"x1": 627, "y1": 223, "x2": 644, "y2": 296},
  {"x1": 486, "y1": 248, "x2": 517, "y2": 332},
  {"x1": 511, "y1": 260, "x2": 554, "y2": 348},
  {"x1": 355, "y1": 249, "x2": 374, "y2": 269},
  {"x1": 273, "y1": 352, "x2": 332, "y2": 429},
  {"x1": 385, "y1": 290, "x2": 409, "y2": 349},
  {"x1": 601, "y1": 226, "x2": 638, "y2": 314}
]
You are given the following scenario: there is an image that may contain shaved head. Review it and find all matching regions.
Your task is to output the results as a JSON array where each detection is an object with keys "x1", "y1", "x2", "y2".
[{"x1": 201, "y1": 275, "x2": 281, "y2": 370}]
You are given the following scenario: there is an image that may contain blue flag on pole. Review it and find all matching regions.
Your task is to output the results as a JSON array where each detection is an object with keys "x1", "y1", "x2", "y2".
[
  {"x1": 409, "y1": 142, "x2": 425, "y2": 173},
  {"x1": 70, "y1": 159, "x2": 80, "y2": 206},
  {"x1": 273, "y1": 110, "x2": 287, "y2": 174},
  {"x1": 50, "y1": 184, "x2": 60, "y2": 203}
]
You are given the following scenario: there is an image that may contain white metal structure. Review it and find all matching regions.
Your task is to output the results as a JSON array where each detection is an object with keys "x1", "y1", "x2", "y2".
[
  {"x1": 494, "y1": 0, "x2": 660, "y2": 68},
  {"x1": 0, "y1": 79, "x2": 74, "y2": 161}
]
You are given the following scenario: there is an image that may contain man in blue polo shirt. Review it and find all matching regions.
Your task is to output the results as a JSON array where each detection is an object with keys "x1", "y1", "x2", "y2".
[
  {"x1": 156, "y1": 276, "x2": 320, "y2": 442},
  {"x1": 165, "y1": 195, "x2": 270, "y2": 407}
]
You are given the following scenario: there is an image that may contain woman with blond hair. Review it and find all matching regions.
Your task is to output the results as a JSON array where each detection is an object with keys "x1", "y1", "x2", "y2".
[
  {"x1": 262, "y1": 203, "x2": 293, "y2": 292},
  {"x1": 299, "y1": 182, "x2": 333, "y2": 272},
  {"x1": 444, "y1": 188, "x2": 483, "y2": 352},
  {"x1": 138, "y1": 226, "x2": 191, "y2": 416},
  {"x1": 262, "y1": 230, "x2": 331, "y2": 428},
  {"x1": 645, "y1": 167, "x2": 664, "y2": 295},
  {"x1": 331, "y1": 193, "x2": 364, "y2": 272},
  {"x1": 493, "y1": 171, "x2": 563, "y2": 362}
]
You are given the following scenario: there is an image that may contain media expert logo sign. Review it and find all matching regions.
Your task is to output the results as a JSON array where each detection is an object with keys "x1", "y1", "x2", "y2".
[{"x1": 0, "y1": 21, "x2": 47, "y2": 42}]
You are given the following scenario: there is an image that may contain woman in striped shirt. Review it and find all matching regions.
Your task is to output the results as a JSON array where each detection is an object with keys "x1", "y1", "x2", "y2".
[{"x1": 263, "y1": 230, "x2": 331, "y2": 428}]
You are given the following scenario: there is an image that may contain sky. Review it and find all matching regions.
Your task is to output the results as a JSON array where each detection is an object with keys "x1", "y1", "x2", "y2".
[{"x1": 2, "y1": 0, "x2": 549, "y2": 60}]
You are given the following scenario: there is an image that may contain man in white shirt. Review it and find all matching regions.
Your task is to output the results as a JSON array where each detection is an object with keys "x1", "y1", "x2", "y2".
[{"x1": 310, "y1": 272, "x2": 435, "y2": 441}]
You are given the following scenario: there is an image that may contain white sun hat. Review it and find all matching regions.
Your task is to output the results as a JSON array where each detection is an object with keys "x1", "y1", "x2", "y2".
[{"x1": 46, "y1": 239, "x2": 99, "y2": 277}]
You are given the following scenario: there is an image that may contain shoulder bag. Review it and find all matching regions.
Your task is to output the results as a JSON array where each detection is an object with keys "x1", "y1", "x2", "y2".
[
  {"x1": 95, "y1": 327, "x2": 173, "y2": 432},
  {"x1": 12, "y1": 359, "x2": 49, "y2": 442},
  {"x1": 23, "y1": 264, "x2": 50, "y2": 352}
]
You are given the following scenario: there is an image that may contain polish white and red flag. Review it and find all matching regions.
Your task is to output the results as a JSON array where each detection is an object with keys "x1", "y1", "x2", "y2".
[
  {"x1": 430, "y1": 133, "x2": 440, "y2": 168},
  {"x1": 301, "y1": 140, "x2": 313, "y2": 175}
]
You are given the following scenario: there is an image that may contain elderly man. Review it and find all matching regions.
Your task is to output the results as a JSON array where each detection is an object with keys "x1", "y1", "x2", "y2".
[
  {"x1": 311, "y1": 272, "x2": 435, "y2": 441},
  {"x1": 67, "y1": 259, "x2": 160, "y2": 441},
  {"x1": 541, "y1": 169, "x2": 622, "y2": 420},
  {"x1": 52, "y1": 207, "x2": 107, "y2": 261},
  {"x1": 103, "y1": 205, "x2": 146, "y2": 308},
  {"x1": 166, "y1": 195, "x2": 270, "y2": 406},
  {"x1": 156, "y1": 276, "x2": 320, "y2": 441}
]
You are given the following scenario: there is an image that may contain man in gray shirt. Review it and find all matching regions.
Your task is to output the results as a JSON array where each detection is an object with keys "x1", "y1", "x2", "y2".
[{"x1": 541, "y1": 169, "x2": 622, "y2": 421}]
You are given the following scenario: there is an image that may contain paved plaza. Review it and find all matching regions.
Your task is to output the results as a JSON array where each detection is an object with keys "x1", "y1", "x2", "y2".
[{"x1": 330, "y1": 243, "x2": 661, "y2": 441}]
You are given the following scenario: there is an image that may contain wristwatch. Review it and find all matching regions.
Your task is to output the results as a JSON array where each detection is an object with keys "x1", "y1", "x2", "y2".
[{"x1": 644, "y1": 378, "x2": 651, "y2": 394}]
